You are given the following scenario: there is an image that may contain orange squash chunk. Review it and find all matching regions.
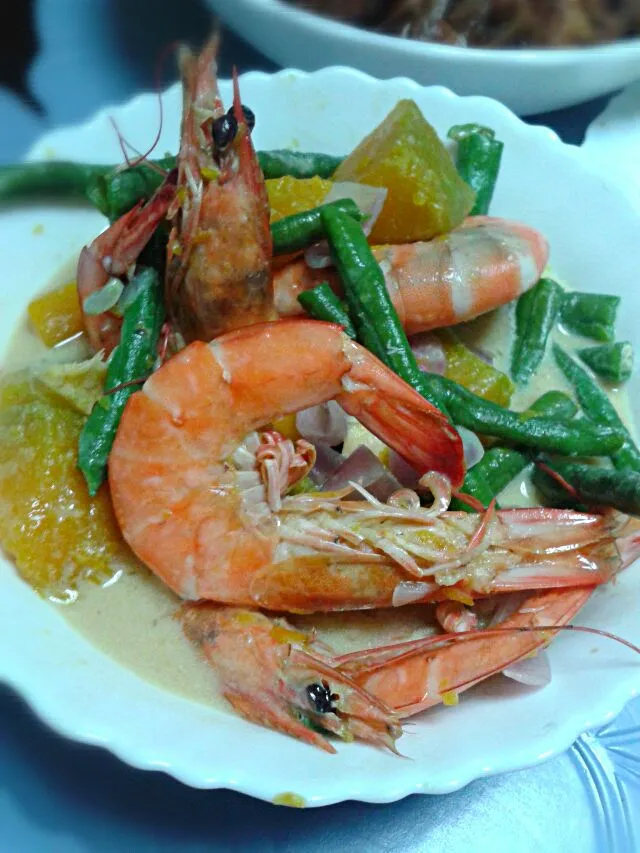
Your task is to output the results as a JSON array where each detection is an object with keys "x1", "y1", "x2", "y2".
[
  {"x1": 28, "y1": 281, "x2": 84, "y2": 347},
  {"x1": 333, "y1": 100, "x2": 475, "y2": 244},
  {"x1": 0, "y1": 378, "x2": 130, "y2": 600},
  {"x1": 267, "y1": 176, "x2": 333, "y2": 222}
]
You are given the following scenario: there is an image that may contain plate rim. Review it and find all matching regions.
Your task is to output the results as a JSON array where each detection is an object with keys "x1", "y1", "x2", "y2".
[{"x1": 3, "y1": 64, "x2": 640, "y2": 807}]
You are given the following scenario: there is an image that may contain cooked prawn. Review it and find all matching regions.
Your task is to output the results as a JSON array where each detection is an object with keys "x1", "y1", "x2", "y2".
[
  {"x1": 273, "y1": 216, "x2": 549, "y2": 334},
  {"x1": 109, "y1": 319, "x2": 634, "y2": 615},
  {"x1": 180, "y1": 581, "x2": 640, "y2": 750},
  {"x1": 182, "y1": 603, "x2": 402, "y2": 753},
  {"x1": 164, "y1": 38, "x2": 273, "y2": 344},
  {"x1": 108, "y1": 318, "x2": 463, "y2": 606}
]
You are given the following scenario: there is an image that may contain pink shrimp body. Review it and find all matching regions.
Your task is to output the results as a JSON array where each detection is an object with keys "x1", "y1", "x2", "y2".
[
  {"x1": 337, "y1": 587, "x2": 592, "y2": 717},
  {"x1": 273, "y1": 216, "x2": 549, "y2": 334},
  {"x1": 108, "y1": 319, "x2": 464, "y2": 607},
  {"x1": 165, "y1": 39, "x2": 273, "y2": 344},
  {"x1": 109, "y1": 318, "x2": 634, "y2": 617}
]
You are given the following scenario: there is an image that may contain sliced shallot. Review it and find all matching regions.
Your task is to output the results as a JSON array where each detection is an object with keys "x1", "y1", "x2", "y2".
[
  {"x1": 296, "y1": 400, "x2": 347, "y2": 447},
  {"x1": 457, "y1": 425, "x2": 485, "y2": 469},
  {"x1": 410, "y1": 332, "x2": 447, "y2": 376},
  {"x1": 304, "y1": 182, "x2": 388, "y2": 269},
  {"x1": 502, "y1": 650, "x2": 552, "y2": 688}
]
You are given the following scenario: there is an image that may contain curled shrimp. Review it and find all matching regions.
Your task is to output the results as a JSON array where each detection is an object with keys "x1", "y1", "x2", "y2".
[
  {"x1": 108, "y1": 318, "x2": 464, "y2": 607},
  {"x1": 109, "y1": 319, "x2": 634, "y2": 615}
]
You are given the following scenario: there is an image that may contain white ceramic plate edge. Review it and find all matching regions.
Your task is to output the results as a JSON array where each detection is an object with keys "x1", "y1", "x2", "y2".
[{"x1": 2, "y1": 66, "x2": 640, "y2": 807}]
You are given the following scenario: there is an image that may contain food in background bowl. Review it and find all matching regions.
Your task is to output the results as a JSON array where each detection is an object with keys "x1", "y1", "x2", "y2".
[{"x1": 285, "y1": 0, "x2": 640, "y2": 47}]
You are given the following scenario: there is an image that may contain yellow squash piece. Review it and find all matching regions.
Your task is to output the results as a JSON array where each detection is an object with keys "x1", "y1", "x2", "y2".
[
  {"x1": 267, "y1": 176, "x2": 333, "y2": 222},
  {"x1": 0, "y1": 377, "x2": 130, "y2": 600},
  {"x1": 27, "y1": 281, "x2": 84, "y2": 347},
  {"x1": 440, "y1": 333, "x2": 514, "y2": 407},
  {"x1": 333, "y1": 100, "x2": 475, "y2": 244}
]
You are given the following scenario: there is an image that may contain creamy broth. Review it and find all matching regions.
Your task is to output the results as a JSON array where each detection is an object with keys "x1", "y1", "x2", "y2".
[{"x1": 3, "y1": 264, "x2": 638, "y2": 711}]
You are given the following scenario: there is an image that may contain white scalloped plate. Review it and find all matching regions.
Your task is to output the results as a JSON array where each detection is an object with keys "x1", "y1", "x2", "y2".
[{"x1": 1, "y1": 68, "x2": 640, "y2": 808}]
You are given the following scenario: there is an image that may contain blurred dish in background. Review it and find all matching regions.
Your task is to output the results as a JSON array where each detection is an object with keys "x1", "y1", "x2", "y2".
[
  {"x1": 285, "y1": 0, "x2": 640, "y2": 48},
  {"x1": 208, "y1": 0, "x2": 640, "y2": 115}
]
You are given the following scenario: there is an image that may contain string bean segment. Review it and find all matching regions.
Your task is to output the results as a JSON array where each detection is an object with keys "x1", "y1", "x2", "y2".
[
  {"x1": 450, "y1": 391, "x2": 581, "y2": 511},
  {"x1": 271, "y1": 199, "x2": 362, "y2": 255},
  {"x1": 553, "y1": 344, "x2": 640, "y2": 472},
  {"x1": 533, "y1": 457, "x2": 640, "y2": 517},
  {"x1": 426, "y1": 374, "x2": 625, "y2": 456},
  {"x1": 448, "y1": 124, "x2": 504, "y2": 217},
  {"x1": 78, "y1": 268, "x2": 164, "y2": 496},
  {"x1": 320, "y1": 206, "x2": 450, "y2": 416},
  {"x1": 0, "y1": 150, "x2": 344, "y2": 212},
  {"x1": 560, "y1": 292, "x2": 620, "y2": 342},
  {"x1": 510, "y1": 277, "x2": 563, "y2": 385},
  {"x1": 297, "y1": 283, "x2": 356, "y2": 338},
  {"x1": 524, "y1": 390, "x2": 578, "y2": 421},
  {"x1": 578, "y1": 341, "x2": 634, "y2": 384},
  {"x1": 257, "y1": 150, "x2": 344, "y2": 180}
]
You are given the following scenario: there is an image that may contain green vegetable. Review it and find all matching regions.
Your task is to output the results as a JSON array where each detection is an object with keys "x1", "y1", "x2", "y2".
[
  {"x1": 553, "y1": 344, "x2": 640, "y2": 472},
  {"x1": 560, "y1": 292, "x2": 620, "y2": 342},
  {"x1": 78, "y1": 268, "x2": 164, "y2": 495},
  {"x1": 451, "y1": 448, "x2": 529, "y2": 512},
  {"x1": 0, "y1": 161, "x2": 112, "y2": 203},
  {"x1": 524, "y1": 390, "x2": 578, "y2": 421},
  {"x1": 511, "y1": 277, "x2": 563, "y2": 385},
  {"x1": 271, "y1": 199, "x2": 363, "y2": 255},
  {"x1": 320, "y1": 206, "x2": 449, "y2": 416},
  {"x1": 448, "y1": 124, "x2": 504, "y2": 217},
  {"x1": 450, "y1": 390, "x2": 580, "y2": 512},
  {"x1": 426, "y1": 373, "x2": 625, "y2": 457},
  {"x1": 297, "y1": 283, "x2": 356, "y2": 338},
  {"x1": 86, "y1": 156, "x2": 175, "y2": 221},
  {"x1": 0, "y1": 150, "x2": 344, "y2": 215},
  {"x1": 257, "y1": 150, "x2": 344, "y2": 180},
  {"x1": 578, "y1": 341, "x2": 634, "y2": 383},
  {"x1": 533, "y1": 456, "x2": 640, "y2": 517}
]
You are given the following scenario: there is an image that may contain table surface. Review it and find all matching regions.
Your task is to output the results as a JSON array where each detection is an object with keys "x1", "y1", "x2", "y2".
[{"x1": 2, "y1": 2, "x2": 640, "y2": 851}]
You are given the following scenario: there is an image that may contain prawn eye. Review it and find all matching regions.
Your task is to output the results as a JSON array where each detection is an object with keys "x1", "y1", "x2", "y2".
[
  {"x1": 228, "y1": 104, "x2": 255, "y2": 133},
  {"x1": 212, "y1": 114, "x2": 238, "y2": 153},
  {"x1": 306, "y1": 680, "x2": 338, "y2": 714}
]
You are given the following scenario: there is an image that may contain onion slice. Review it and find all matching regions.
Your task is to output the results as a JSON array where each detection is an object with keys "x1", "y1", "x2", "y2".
[
  {"x1": 502, "y1": 650, "x2": 552, "y2": 688},
  {"x1": 296, "y1": 401, "x2": 347, "y2": 447},
  {"x1": 457, "y1": 425, "x2": 485, "y2": 469},
  {"x1": 392, "y1": 580, "x2": 438, "y2": 608},
  {"x1": 322, "y1": 445, "x2": 402, "y2": 501},
  {"x1": 410, "y1": 332, "x2": 447, "y2": 376},
  {"x1": 304, "y1": 182, "x2": 388, "y2": 269}
]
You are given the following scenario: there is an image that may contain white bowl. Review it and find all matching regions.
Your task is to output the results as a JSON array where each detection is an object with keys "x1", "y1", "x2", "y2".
[
  {"x1": 2, "y1": 68, "x2": 640, "y2": 808},
  {"x1": 209, "y1": 0, "x2": 640, "y2": 115}
]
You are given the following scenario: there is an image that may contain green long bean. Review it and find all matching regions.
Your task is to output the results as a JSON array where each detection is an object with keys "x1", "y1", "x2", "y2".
[
  {"x1": 450, "y1": 391, "x2": 580, "y2": 512},
  {"x1": 511, "y1": 278, "x2": 563, "y2": 385},
  {"x1": 533, "y1": 457, "x2": 640, "y2": 517},
  {"x1": 448, "y1": 124, "x2": 504, "y2": 217},
  {"x1": 553, "y1": 344, "x2": 640, "y2": 472},
  {"x1": 297, "y1": 283, "x2": 356, "y2": 338},
  {"x1": 271, "y1": 199, "x2": 363, "y2": 255},
  {"x1": 78, "y1": 268, "x2": 164, "y2": 495},
  {"x1": 320, "y1": 206, "x2": 450, "y2": 416},
  {"x1": 560, "y1": 292, "x2": 620, "y2": 343},
  {"x1": 578, "y1": 341, "x2": 634, "y2": 383},
  {"x1": 0, "y1": 149, "x2": 345, "y2": 215},
  {"x1": 426, "y1": 373, "x2": 624, "y2": 457}
]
